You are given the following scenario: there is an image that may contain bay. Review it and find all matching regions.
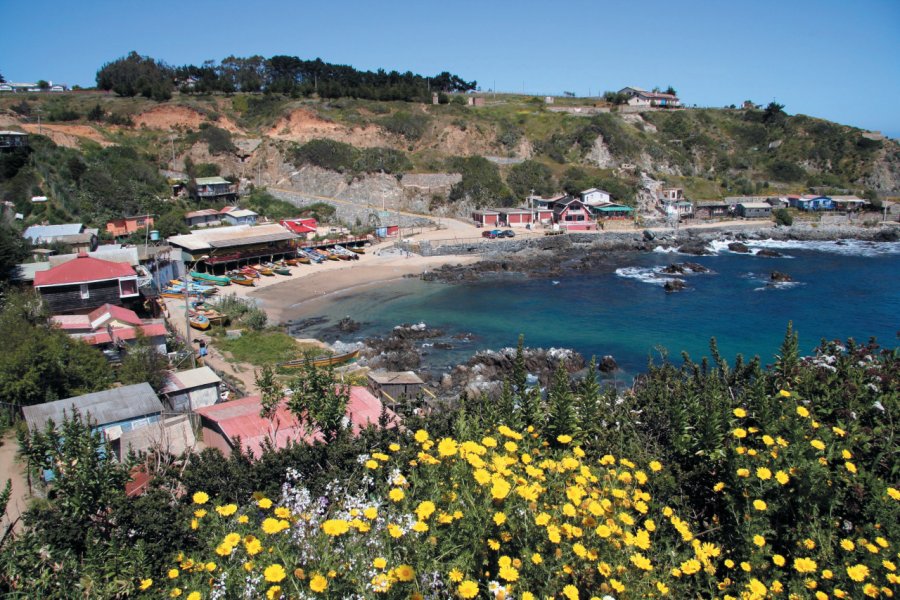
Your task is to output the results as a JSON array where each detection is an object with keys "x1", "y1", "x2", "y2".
[{"x1": 297, "y1": 240, "x2": 900, "y2": 380}]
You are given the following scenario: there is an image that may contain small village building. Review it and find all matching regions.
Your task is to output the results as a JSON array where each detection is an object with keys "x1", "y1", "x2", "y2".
[
  {"x1": 767, "y1": 197, "x2": 789, "y2": 209},
  {"x1": 659, "y1": 188, "x2": 685, "y2": 201},
  {"x1": 24, "y1": 223, "x2": 85, "y2": 244},
  {"x1": 367, "y1": 371, "x2": 425, "y2": 405},
  {"x1": 472, "y1": 210, "x2": 501, "y2": 227},
  {"x1": 168, "y1": 224, "x2": 299, "y2": 273},
  {"x1": 220, "y1": 208, "x2": 258, "y2": 226},
  {"x1": 192, "y1": 176, "x2": 237, "y2": 202},
  {"x1": 619, "y1": 87, "x2": 682, "y2": 108},
  {"x1": 552, "y1": 197, "x2": 597, "y2": 230},
  {"x1": 22, "y1": 382, "x2": 164, "y2": 436},
  {"x1": 34, "y1": 253, "x2": 140, "y2": 314},
  {"x1": 791, "y1": 195, "x2": 833, "y2": 212},
  {"x1": 737, "y1": 202, "x2": 773, "y2": 219},
  {"x1": 162, "y1": 367, "x2": 222, "y2": 412},
  {"x1": 279, "y1": 217, "x2": 318, "y2": 240},
  {"x1": 105, "y1": 215, "x2": 154, "y2": 239},
  {"x1": 195, "y1": 387, "x2": 397, "y2": 458},
  {"x1": 588, "y1": 203, "x2": 634, "y2": 220},
  {"x1": 184, "y1": 208, "x2": 223, "y2": 228},
  {"x1": 831, "y1": 196, "x2": 867, "y2": 211},
  {"x1": 0, "y1": 130, "x2": 28, "y2": 151},
  {"x1": 695, "y1": 201, "x2": 732, "y2": 219},
  {"x1": 495, "y1": 207, "x2": 535, "y2": 227},
  {"x1": 580, "y1": 188, "x2": 612, "y2": 205},
  {"x1": 112, "y1": 415, "x2": 196, "y2": 462},
  {"x1": 50, "y1": 303, "x2": 167, "y2": 358}
]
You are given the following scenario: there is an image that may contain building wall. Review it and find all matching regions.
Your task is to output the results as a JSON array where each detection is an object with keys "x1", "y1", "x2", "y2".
[
  {"x1": 39, "y1": 279, "x2": 126, "y2": 314},
  {"x1": 200, "y1": 425, "x2": 233, "y2": 457}
]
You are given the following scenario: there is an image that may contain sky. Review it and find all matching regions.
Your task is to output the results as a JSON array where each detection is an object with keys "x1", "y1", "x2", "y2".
[{"x1": 1, "y1": 0, "x2": 898, "y2": 136}]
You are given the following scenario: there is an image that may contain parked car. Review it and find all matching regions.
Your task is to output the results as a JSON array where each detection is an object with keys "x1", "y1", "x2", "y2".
[
  {"x1": 481, "y1": 229, "x2": 502, "y2": 239},
  {"x1": 499, "y1": 229, "x2": 516, "y2": 238}
]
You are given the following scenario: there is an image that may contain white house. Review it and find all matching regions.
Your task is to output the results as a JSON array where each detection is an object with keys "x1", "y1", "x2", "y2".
[
  {"x1": 162, "y1": 366, "x2": 222, "y2": 412},
  {"x1": 220, "y1": 208, "x2": 258, "y2": 226},
  {"x1": 580, "y1": 188, "x2": 612, "y2": 206}
]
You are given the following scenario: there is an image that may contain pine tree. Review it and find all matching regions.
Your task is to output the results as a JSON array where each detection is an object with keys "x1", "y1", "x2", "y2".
[
  {"x1": 773, "y1": 322, "x2": 800, "y2": 391},
  {"x1": 575, "y1": 357, "x2": 602, "y2": 438},
  {"x1": 547, "y1": 361, "x2": 575, "y2": 442}
]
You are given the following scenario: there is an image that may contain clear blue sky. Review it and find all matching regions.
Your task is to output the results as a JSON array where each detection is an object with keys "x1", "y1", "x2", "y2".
[{"x1": 2, "y1": 0, "x2": 898, "y2": 136}]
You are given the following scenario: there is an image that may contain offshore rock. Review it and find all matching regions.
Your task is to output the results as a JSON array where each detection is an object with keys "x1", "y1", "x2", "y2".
[
  {"x1": 598, "y1": 355, "x2": 619, "y2": 373},
  {"x1": 756, "y1": 249, "x2": 783, "y2": 257},
  {"x1": 728, "y1": 242, "x2": 750, "y2": 253},
  {"x1": 770, "y1": 271, "x2": 793, "y2": 282},
  {"x1": 664, "y1": 279, "x2": 687, "y2": 292}
]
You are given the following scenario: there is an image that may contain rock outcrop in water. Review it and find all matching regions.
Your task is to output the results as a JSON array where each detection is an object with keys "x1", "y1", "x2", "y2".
[
  {"x1": 770, "y1": 271, "x2": 793, "y2": 282},
  {"x1": 449, "y1": 346, "x2": 585, "y2": 399},
  {"x1": 361, "y1": 322, "x2": 444, "y2": 371},
  {"x1": 664, "y1": 279, "x2": 687, "y2": 292}
]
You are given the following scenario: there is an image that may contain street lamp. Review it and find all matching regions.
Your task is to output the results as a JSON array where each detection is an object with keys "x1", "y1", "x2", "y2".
[{"x1": 184, "y1": 254, "x2": 209, "y2": 368}]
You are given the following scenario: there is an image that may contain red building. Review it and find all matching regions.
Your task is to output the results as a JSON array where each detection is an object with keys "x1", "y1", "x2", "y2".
[
  {"x1": 472, "y1": 210, "x2": 500, "y2": 227},
  {"x1": 105, "y1": 215, "x2": 154, "y2": 239},
  {"x1": 280, "y1": 217, "x2": 319, "y2": 239},
  {"x1": 34, "y1": 253, "x2": 140, "y2": 314},
  {"x1": 552, "y1": 198, "x2": 597, "y2": 231},
  {"x1": 496, "y1": 208, "x2": 535, "y2": 227}
]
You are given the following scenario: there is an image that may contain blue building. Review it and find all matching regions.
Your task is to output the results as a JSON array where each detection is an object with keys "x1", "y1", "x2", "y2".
[{"x1": 790, "y1": 195, "x2": 833, "y2": 211}]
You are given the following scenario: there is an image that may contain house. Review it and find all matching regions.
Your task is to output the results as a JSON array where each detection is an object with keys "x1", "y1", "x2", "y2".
[
  {"x1": 660, "y1": 199, "x2": 694, "y2": 218},
  {"x1": 659, "y1": 188, "x2": 684, "y2": 201},
  {"x1": 737, "y1": 202, "x2": 772, "y2": 219},
  {"x1": 472, "y1": 210, "x2": 501, "y2": 227},
  {"x1": 168, "y1": 224, "x2": 299, "y2": 272},
  {"x1": 279, "y1": 217, "x2": 318, "y2": 240},
  {"x1": 580, "y1": 188, "x2": 612, "y2": 206},
  {"x1": 23, "y1": 223, "x2": 85, "y2": 245},
  {"x1": 831, "y1": 196, "x2": 867, "y2": 212},
  {"x1": 106, "y1": 215, "x2": 154, "y2": 239},
  {"x1": 619, "y1": 87, "x2": 681, "y2": 108},
  {"x1": 220, "y1": 208, "x2": 258, "y2": 226},
  {"x1": 588, "y1": 203, "x2": 634, "y2": 220},
  {"x1": 495, "y1": 208, "x2": 535, "y2": 228},
  {"x1": 552, "y1": 197, "x2": 597, "y2": 231},
  {"x1": 162, "y1": 367, "x2": 222, "y2": 412},
  {"x1": 0, "y1": 130, "x2": 28, "y2": 151},
  {"x1": 192, "y1": 176, "x2": 237, "y2": 202},
  {"x1": 33, "y1": 253, "x2": 140, "y2": 314},
  {"x1": 195, "y1": 386, "x2": 398, "y2": 458},
  {"x1": 695, "y1": 201, "x2": 732, "y2": 219},
  {"x1": 21, "y1": 382, "x2": 164, "y2": 436},
  {"x1": 791, "y1": 195, "x2": 833, "y2": 212},
  {"x1": 184, "y1": 208, "x2": 223, "y2": 228},
  {"x1": 50, "y1": 303, "x2": 167, "y2": 358},
  {"x1": 112, "y1": 415, "x2": 197, "y2": 462},
  {"x1": 766, "y1": 197, "x2": 789, "y2": 209},
  {"x1": 367, "y1": 371, "x2": 426, "y2": 405}
]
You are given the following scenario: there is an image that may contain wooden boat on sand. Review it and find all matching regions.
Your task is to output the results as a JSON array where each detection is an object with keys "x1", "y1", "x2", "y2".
[
  {"x1": 188, "y1": 312, "x2": 210, "y2": 331},
  {"x1": 227, "y1": 272, "x2": 255, "y2": 286},
  {"x1": 190, "y1": 271, "x2": 231, "y2": 286},
  {"x1": 279, "y1": 349, "x2": 361, "y2": 369}
]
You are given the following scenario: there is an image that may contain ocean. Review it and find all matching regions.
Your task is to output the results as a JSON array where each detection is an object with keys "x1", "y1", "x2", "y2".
[{"x1": 295, "y1": 239, "x2": 900, "y2": 380}]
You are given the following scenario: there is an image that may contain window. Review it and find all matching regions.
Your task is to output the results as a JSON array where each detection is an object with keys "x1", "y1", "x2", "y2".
[
  {"x1": 80, "y1": 284, "x2": 90, "y2": 300},
  {"x1": 119, "y1": 279, "x2": 138, "y2": 297}
]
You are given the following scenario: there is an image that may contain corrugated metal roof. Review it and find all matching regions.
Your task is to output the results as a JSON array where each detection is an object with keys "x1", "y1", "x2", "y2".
[
  {"x1": 224, "y1": 209, "x2": 257, "y2": 219},
  {"x1": 13, "y1": 262, "x2": 51, "y2": 282},
  {"x1": 50, "y1": 247, "x2": 139, "y2": 267},
  {"x1": 22, "y1": 383, "x2": 163, "y2": 431},
  {"x1": 367, "y1": 371, "x2": 424, "y2": 385},
  {"x1": 117, "y1": 415, "x2": 196, "y2": 458},
  {"x1": 164, "y1": 367, "x2": 221, "y2": 392},
  {"x1": 194, "y1": 176, "x2": 230, "y2": 185},
  {"x1": 23, "y1": 223, "x2": 83, "y2": 242},
  {"x1": 739, "y1": 202, "x2": 772, "y2": 209},
  {"x1": 168, "y1": 224, "x2": 297, "y2": 252}
]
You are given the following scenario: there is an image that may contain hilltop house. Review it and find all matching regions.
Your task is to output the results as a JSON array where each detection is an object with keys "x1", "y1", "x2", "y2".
[
  {"x1": 220, "y1": 207, "x2": 258, "y2": 226},
  {"x1": 658, "y1": 188, "x2": 693, "y2": 218},
  {"x1": 34, "y1": 253, "x2": 140, "y2": 314},
  {"x1": 50, "y1": 303, "x2": 167, "y2": 358},
  {"x1": 105, "y1": 215, "x2": 154, "y2": 239},
  {"x1": 23, "y1": 223, "x2": 98, "y2": 253},
  {"x1": 192, "y1": 176, "x2": 237, "y2": 203},
  {"x1": 184, "y1": 208, "x2": 223, "y2": 228},
  {"x1": 580, "y1": 188, "x2": 612, "y2": 205},
  {"x1": 0, "y1": 130, "x2": 28, "y2": 151},
  {"x1": 619, "y1": 87, "x2": 681, "y2": 108}
]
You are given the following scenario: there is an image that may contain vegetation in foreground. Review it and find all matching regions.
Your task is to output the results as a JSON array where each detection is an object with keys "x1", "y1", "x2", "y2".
[{"x1": 0, "y1": 327, "x2": 897, "y2": 598}]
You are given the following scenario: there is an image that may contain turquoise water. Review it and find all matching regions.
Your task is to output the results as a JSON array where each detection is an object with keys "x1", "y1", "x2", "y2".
[{"x1": 294, "y1": 240, "x2": 900, "y2": 379}]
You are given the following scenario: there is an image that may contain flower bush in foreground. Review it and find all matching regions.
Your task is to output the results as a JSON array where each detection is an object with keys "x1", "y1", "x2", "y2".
[{"x1": 145, "y1": 389, "x2": 898, "y2": 599}]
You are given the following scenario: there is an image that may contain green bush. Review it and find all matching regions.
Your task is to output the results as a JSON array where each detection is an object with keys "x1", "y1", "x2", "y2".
[
  {"x1": 447, "y1": 155, "x2": 511, "y2": 207},
  {"x1": 198, "y1": 125, "x2": 236, "y2": 155},
  {"x1": 380, "y1": 111, "x2": 429, "y2": 141},
  {"x1": 773, "y1": 208, "x2": 793, "y2": 226},
  {"x1": 290, "y1": 139, "x2": 358, "y2": 172}
]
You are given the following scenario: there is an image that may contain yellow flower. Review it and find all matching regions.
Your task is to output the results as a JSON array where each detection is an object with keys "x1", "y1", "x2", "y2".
[
  {"x1": 887, "y1": 487, "x2": 900, "y2": 501},
  {"x1": 733, "y1": 407, "x2": 747, "y2": 418},
  {"x1": 493, "y1": 512, "x2": 507, "y2": 526},
  {"x1": 713, "y1": 482, "x2": 725, "y2": 492},
  {"x1": 389, "y1": 488, "x2": 405, "y2": 502},
  {"x1": 168, "y1": 569, "x2": 179, "y2": 579},
  {"x1": 796, "y1": 405, "x2": 810, "y2": 417},
  {"x1": 779, "y1": 389, "x2": 791, "y2": 397},
  {"x1": 414, "y1": 429, "x2": 429, "y2": 443},
  {"x1": 737, "y1": 468, "x2": 750, "y2": 478},
  {"x1": 192, "y1": 491, "x2": 209, "y2": 505},
  {"x1": 756, "y1": 467, "x2": 772, "y2": 480},
  {"x1": 498, "y1": 565, "x2": 519, "y2": 582},
  {"x1": 531, "y1": 553, "x2": 542, "y2": 564},
  {"x1": 395, "y1": 564, "x2": 415, "y2": 582},
  {"x1": 733, "y1": 428, "x2": 747, "y2": 438},
  {"x1": 244, "y1": 536, "x2": 262, "y2": 555},
  {"x1": 257, "y1": 497, "x2": 273, "y2": 509},
  {"x1": 264, "y1": 564, "x2": 286, "y2": 583},
  {"x1": 186, "y1": 593, "x2": 200, "y2": 600},
  {"x1": 365, "y1": 459, "x2": 379, "y2": 469},
  {"x1": 793, "y1": 557, "x2": 818, "y2": 573},
  {"x1": 649, "y1": 460, "x2": 662, "y2": 472},
  {"x1": 841, "y1": 538, "x2": 855, "y2": 551},
  {"x1": 388, "y1": 443, "x2": 400, "y2": 452},
  {"x1": 775, "y1": 470, "x2": 790, "y2": 485},
  {"x1": 215, "y1": 504, "x2": 237, "y2": 517},
  {"x1": 772, "y1": 554, "x2": 786, "y2": 567},
  {"x1": 491, "y1": 478, "x2": 511, "y2": 500},
  {"x1": 437, "y1": 437, "x2": 458, "y2": 457},
  {"x1": 810, "y1": 439, "x2": 826, "y2": 451},
  {"x1": 845, "y1": 461, "x2": 857, "y2": 473},
  {"x1": 752, "y1": 499, "x2": 767, "y2": 511},
  {"x1": 557, "y1": 434, "x2": 572, "y2": 444},
  {"x1": 266, "y1": 585, "x2": 281, "y2": 600},
  {"x1": 416, "y1": 501, "x2": 436, "y2": 521},
  {"x1": 753, "y1": 535, "x2": 766, "y2": 547},
  {"x1": 170, "y1": 589, "x2": 182, "y2": 598},
  {"x1": 562, "y1": 584, "x2": 580, "y2": 600},
  {"x1": 139, "y1": 578, "x2": 152, "y2": 590},
  {"x1": 448, "y1": 568, "x2": 463, "y2": 582},
  {"x1": 458, "y1": 580, "x2": 479, "y2": 598},
  {"x1": 262, "y1": 517, "x2": 289, "y2": 534},
  {"x1": 747, "y1": 578, "x2": 767, "y2": 596},
  {"x1": 657, "y1": 581, "x2": 670, "y2": 595},
  {"x1": 847, "y1": 563, "x2": 870, "y2": 582},
  {"x1": 309, "y1": 574, "x2": 328, "y2": 593},
  {"x1": 237, "y1": 515, "x2": 249, "y2": 524},
  {"x1": 822, "y1": 569, "x2": 833, "y2": 579},
  {"x1": 363, "y1": 507, "x2": 378, "y2": 520},
  {"x1": 194, "y1": 509, "x2": 207, "y2": 518}
]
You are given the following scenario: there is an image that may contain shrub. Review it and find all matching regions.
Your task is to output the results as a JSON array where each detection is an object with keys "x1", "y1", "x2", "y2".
[
  {"x1": 290, "y1": 139, "x2": 358, "y2": 172},
  {"x1": 199, "y1": 126, "x2": 236, "y2": 155},
  {"x1": 380, "y1": 111, "x2": 429, "y2": 141},
  {"x1": 773, "y1": 208, "x2": 793, "y2": 226}
]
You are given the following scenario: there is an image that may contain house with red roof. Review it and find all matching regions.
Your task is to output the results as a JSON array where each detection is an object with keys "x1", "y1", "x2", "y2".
[
  {"x1": 195, "y1": 386, "x2": 398, "y2": 458},
  {"x1": 279, "y1": 217, "x2": 318, "y2": 240},
  {"x1": 51, "y1": 303, "x2": 167, "y2": 357},
  {"x1": 33, "y1": 253, "x2": 140, "y2": 314}
]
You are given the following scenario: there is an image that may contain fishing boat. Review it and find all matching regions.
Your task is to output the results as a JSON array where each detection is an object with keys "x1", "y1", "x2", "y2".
[
  {"x1": 333, "y1": 245, "x2": 360, "y2": 260},
  {"x1": 188, "y1": 312, "x2": 210, "y2": 331},
  {"x1": 252, "y1": 264, "x2": 275, "y2": 276},
  {"x1": 227, "y1": 272, "x2": 255, "y2": 286},
  {"x1": 316, "y1": 249, "x2": 340, "y2": 261},
  {"x1": 268, "y1": 262, "x2": 292, "y2": 276},
  {"x1": 348, "y1": 246, "x2": 365, "y2": 255},
  {"x1": 240, "y1": 266, "x2": 261, "y2": 278},
  {"x1": 279, "y1": 349, "x2": 361, "y2": 369},
  {"x1": 301, "y1": 249, "x2": 324, "y2": 263},
  {"x1": 296, "y1": 255, "x2": 311, "y2": 265},
  {"x1": 190, "y1": 271, "x2": 231, "y2": 286},
  {"x1": 283, "y1": 257, "x2": 300, "y2": 266}
]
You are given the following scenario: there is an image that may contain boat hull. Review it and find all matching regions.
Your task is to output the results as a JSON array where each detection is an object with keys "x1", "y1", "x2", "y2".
[{"x1": 279, "y1": 349, "x2": 360, "y2": 369}]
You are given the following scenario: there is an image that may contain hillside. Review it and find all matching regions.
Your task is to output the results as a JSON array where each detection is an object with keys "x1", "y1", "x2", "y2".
[{"x1": 2, "y1": 91, "x2": 897, "y2": 229}]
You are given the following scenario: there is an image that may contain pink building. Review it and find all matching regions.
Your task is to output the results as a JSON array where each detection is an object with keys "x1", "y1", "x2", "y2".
[
  {"x1": 552, "y1": 198, "x2": 597, "y2": 231},
  {"x1": 472, "y1": 210, "x2": 500, "y2": 227}
]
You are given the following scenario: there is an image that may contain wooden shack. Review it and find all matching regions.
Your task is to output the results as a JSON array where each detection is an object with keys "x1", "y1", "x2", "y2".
[{"x1": 367, "y1": 371, "x2": 425, "y2": 404}]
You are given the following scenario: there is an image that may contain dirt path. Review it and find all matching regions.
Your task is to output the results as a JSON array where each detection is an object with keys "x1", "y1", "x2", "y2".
[{"x1": 0, "y1": 430, "x2": 29, "y2": 536}]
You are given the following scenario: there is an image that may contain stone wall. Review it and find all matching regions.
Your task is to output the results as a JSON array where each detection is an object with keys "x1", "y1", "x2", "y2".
[{"x1": 270, "y1": 188, "x2": 434, "y2": 228}]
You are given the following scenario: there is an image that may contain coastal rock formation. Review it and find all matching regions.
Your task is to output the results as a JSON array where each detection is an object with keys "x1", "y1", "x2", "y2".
[
  {"x1": 598, "y1": 355, "x2": 619, "y2": 373},
  {"x1": 677, "y1": 240, "x2": 713, "y2": 255},
  {"x1": 448, "y1": 346, "x2": 585, "y2": 398},
  {"x1": 337, "y1": 317, "x2": 361, "y2": 332},
  {"x1": 661, "y1": 262, "x2": 709, "y2": 275},
  {"x1": 728, "y1": 242, "x2": 750, "y2": 253},
  {"x1": 361, "y1": 322, "x2": 445, "y2": 371},
  {"x1": 664, "y1": 279, "x2": 687, "y2": 292},
  {"x1": 756, "y1": 249, "x2": 783, "y2": 257},
  {"x1": 770, "y1": 271, "x2": 793, "y2": 282}
]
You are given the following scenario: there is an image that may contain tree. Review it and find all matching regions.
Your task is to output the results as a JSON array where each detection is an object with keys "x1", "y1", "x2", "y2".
[
  {"x1": 118, "y1": 332, "x2": 169, "y2": 392},
  {"x1": 447, "y1": 156, "x2": 511, "y2": 207},
  {"x1": 664, "y1": 86, "x2": 677, "y2": 96},
  {"x1": 0, "y1": 222, "x2": 27, "y2": 283},
  {"x1": 773, "y1": 208, "x2": 793, "y2": 226},
  {"x1": 546, "y1": 361, "x2": 575, "y2": 442},
  {"x1": 575, "y1": 357, "x2": 602, "y2": 439},
  {"x1": 762, "y1": 101, "x2": 786, "y2": 125},
  {"x1": 507, "y1": 160, "x2": 556, "y2": 199},
  {"x1": 286, "y1": 361, "x2": 349, "y2": 443},
  {"x1": 0, "y1": 71, "x2": 5, "y2": 84},
  {"x1": 96, "y1": 51, "x2": 174, "y2": 100},
  {"x1": 36, "y1": 80, "x2": 49, "y2": 90}
]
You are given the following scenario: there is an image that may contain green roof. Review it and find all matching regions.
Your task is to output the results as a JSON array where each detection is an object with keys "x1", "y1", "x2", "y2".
[
  {"x1": 194, "y1": 176, "x2": 230, "y2": 185},
  {"x1": 594, "y1": 205, "x2": 633, "y2": 212}
]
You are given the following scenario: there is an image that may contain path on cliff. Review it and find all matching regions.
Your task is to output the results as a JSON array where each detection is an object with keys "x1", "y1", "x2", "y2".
[{"x1": 0, "y1": 430, "x2": 29, "y2": 537}]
